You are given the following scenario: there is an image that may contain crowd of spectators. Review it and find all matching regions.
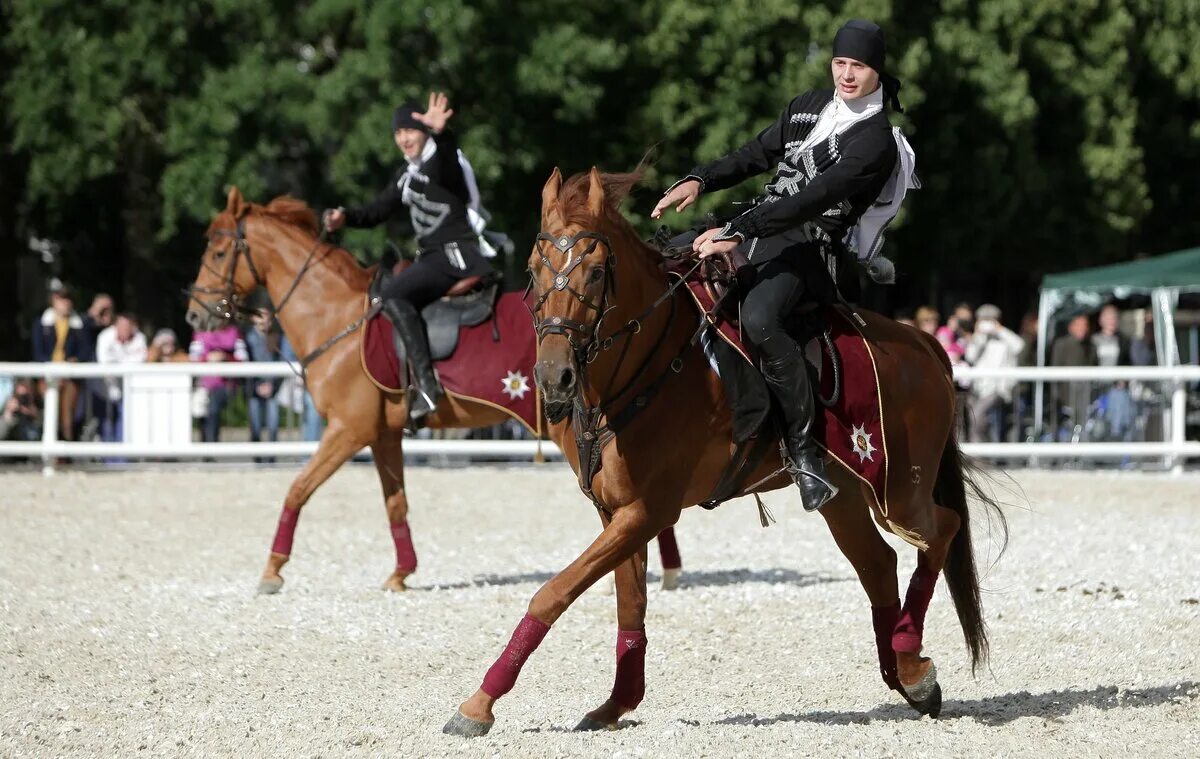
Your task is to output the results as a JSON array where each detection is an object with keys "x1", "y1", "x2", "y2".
[
  {"x1": 898, "y1": 300, "x2": 1154, "y2": 444},
  {"x1": 1, "y1": 280, "x2": 325, "y2": 449}
]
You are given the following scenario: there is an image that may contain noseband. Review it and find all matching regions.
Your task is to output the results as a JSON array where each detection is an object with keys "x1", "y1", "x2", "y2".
[{"x1": 528, "y1": 230, "x2": 615, "y2": 366}]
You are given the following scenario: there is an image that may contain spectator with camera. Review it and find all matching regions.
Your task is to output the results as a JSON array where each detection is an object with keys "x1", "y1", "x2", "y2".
[
  {"x1": 243, "y1": 308, "x2": 282, "y2": 453},
  {"x1": 0, "y1": 380, "x2": 42, "y2": 442},
  {"x1": 963, "y1": 304, "x2": 1025, "y2": 442}
]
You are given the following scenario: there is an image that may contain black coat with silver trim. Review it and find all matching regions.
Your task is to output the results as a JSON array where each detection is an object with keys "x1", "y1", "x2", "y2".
[
  {"x1": 681, "y1": 89, "x2": 897, "y2": 264},
  {"x1": 343, "y1": 130, "x2": 491, "y2": 277}
]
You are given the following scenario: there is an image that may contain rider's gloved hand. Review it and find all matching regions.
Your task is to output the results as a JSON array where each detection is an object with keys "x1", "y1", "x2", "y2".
[{"x1": 323, "y1": 207, "x2": 346, "y2": 232}]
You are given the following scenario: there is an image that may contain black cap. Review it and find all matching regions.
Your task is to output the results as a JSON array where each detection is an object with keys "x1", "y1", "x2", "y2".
[
  {"x1": 832, "y1": 19, "x2": 904, "y2": 111},
  {"x1": 391, "y1": 103, "x2": 429, "y2": 134}
]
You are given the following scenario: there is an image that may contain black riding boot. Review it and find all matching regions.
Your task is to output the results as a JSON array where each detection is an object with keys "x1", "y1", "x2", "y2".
[
  {"x1": 760, "y1": 336, "x2": 839, "y2": 512},
  {"x1": 382, "y1": 298, "x2": 443, "y2": 422}
]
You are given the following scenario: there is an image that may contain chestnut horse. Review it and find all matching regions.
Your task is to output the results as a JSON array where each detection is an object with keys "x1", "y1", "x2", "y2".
[
  {"x1": 185, "y1": 187, "x2": 686, "y2": 594},
  {"x1": 443, "y1": 168, "x2": 1005, "y2": 736}
]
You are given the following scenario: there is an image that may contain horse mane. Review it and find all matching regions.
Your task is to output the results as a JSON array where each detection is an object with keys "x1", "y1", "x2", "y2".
[
  {"x1": 259, "y1": 195, "x2": 321, "y2": 236},
  {"x1": 557, "y1": 162, "x2": 648, "y2": 232},
  {"x1": 253, "y1": 195, "x2": 375, "y2": 289}
]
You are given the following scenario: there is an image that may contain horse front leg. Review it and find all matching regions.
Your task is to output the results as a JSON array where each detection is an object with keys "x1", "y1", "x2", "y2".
[
  {"x1": 371, "y1": 432, "x2": 416, "y2": 592},
  {"x1": 576, "y1": 541, "x2": 650, "y2": 731},
  {"x1": 443, "y1": 502, "x2": 674, "y2": 737},
  {"x1": 258, "y1": 421, "x2": 368, "y2": 594}
]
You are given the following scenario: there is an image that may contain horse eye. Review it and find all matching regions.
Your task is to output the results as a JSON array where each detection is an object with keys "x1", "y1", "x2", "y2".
[
  {"x1": 588, "y1": 266, "x2": 605, "y2": 283},
  {"x1": 213, "y1": 248, "x2": 227, "y2": 261}
]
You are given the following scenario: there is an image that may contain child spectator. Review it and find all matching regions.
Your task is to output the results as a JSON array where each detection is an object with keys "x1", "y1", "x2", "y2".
[{"x1": 189, "y1": 325, "x2": 248, "y2": 442}]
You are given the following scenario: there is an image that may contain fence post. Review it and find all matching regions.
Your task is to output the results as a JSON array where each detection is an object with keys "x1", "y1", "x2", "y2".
[
  {"x1": 1170, "y1": 377, "x2": 1187, "y2": 475},
  {"x1": 41, "y1": 373, "x2": 60, "y2": 476}
]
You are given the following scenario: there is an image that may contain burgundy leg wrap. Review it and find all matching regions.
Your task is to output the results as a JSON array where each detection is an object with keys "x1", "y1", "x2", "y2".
[
  {"x1": 893, "y1": 565, "x2": 939, "y2": 654},
  {"x1": 480, "y1": 613, "x2": 551, "y2": 699},
  {"x1": 270, "y1": 507, "x2": 301, "y2": 556},
  {"x1": 656, "y1": 527, "x2": 682, "y2": 570},
  {"x1": 872, "y1": 603, "x2": 902, "y2": 691},
  {"x1": 611, "y1": 629, "x2": 647, "y2": 710},
  {"x1": 390, "y1": 522, "x2": 418, "y2": 574}
]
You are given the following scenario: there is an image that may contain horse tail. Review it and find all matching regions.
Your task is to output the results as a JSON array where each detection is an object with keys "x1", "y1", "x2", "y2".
[{"x1": 934, "y1": 429, "x2": 1008, "y2": 673}]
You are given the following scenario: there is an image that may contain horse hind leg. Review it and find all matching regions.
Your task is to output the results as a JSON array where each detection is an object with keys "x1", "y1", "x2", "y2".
[
  {"x1": 819, "y1": 475, "x2": 904, "y2": 694},
  {"x1": 656, "y1": 526, "x2": 682, "y2": 590},
  {"x1": 892, "y1": 501, "x2": 960, "y2": 717},
  {"x1": 258, "y1": 421, "x2": 368, "y2": 594}
]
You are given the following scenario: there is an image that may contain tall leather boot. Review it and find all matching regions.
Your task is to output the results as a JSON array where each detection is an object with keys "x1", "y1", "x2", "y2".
[
  {"x1": 382, "y1": 298, "x2": 443, "y2": 422},
  {"x1": 760, "y1": 335, "x2": 839, "y2": 512}
]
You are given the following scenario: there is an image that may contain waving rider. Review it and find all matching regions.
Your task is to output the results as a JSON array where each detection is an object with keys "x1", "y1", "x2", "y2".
[
  {"x1": 324, "y1": 92, "x2": 495, "y2": 422},
  {"x1": 652, "y1": 20, "x2": 917, "y2": 512}
]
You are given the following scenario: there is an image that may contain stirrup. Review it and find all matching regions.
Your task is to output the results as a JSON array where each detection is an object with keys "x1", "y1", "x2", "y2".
[{"x1": 782, "y1": 443, "x2": 839, "y2": 512}]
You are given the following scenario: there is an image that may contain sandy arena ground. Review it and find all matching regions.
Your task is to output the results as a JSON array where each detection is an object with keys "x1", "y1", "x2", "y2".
[{"x1": 1, "y1": 465, "x2": 1197, "y2": 758}]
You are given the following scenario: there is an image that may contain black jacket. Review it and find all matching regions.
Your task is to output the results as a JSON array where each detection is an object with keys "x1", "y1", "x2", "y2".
[
  {"x1": 343, "y1": 130, "x2": 478, "y2": 251},
  {"x1": 686, "y1": 89, "x2": 897, "y2": 263}
]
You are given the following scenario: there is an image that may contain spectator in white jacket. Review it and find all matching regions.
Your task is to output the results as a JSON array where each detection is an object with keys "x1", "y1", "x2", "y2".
[
  {"x1": 964, "y1": 303, "x2": 1024, "y2": 442},
  {"x1": 94, "y1": 313, "x2": 148, "y2": 442}
]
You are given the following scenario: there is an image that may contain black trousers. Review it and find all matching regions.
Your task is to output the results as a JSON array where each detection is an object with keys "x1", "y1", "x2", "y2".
[
  {"x1": 382, "y1": 241, "x2": 491, "y2": 309},
  {"x1": 740, "y1": 253, "x2": 833, "y2": 353},
  {"x1": 739, "y1": 252, "x2": 833, "y2": 438}
]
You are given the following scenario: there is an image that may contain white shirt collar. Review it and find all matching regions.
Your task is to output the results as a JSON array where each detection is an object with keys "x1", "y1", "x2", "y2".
[{"x1": 833, "y1": 85, "x2": 884, "y2": 120}]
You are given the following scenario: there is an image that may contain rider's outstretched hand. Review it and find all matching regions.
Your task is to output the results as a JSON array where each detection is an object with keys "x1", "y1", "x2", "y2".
[
  {"x1": 413, "y1": 91, "x2": 454, "y2": 134},
  {"x1": 323, "y1": 208, "x2": 346, "y2": 232},
  {"x1": 650, "y1": 178, "x2": 701, "y2": 219}
]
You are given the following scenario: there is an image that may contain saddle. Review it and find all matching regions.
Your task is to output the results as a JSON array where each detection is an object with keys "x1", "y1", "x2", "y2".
[
  {"x1": 652, "y1": 226, "x2": 840, "y2": 444},
  {"x1": 369, "y1": 264, "x2": 501, "y2": 362}
]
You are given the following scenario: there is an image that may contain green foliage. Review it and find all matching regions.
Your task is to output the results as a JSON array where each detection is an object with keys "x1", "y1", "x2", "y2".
[{"x1": 3, "y1": 0, "x2": 1198, "y2": 332}]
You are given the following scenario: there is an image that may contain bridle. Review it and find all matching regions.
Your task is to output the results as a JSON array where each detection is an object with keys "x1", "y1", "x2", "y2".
[
  {"x1": 528, "y1": 227, "x2": 703, "y2": 514},
  {"x1": 187, "y1": 213, "x2": 370, "y2": 374},
  {"x1": 187, "y1": 216, "x2": 265, "y2": 324}
]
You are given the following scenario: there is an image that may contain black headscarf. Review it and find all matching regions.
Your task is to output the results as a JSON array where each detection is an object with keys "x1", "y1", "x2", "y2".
[
  {"x1": 391, "y1": 103, "x2": 430, "y2": 134},
  {"x1": 832, "y1": 19, "x2": 903, "y2": 112}
]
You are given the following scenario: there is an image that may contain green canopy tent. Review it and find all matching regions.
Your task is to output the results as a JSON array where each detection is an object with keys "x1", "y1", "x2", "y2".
[
  {"x1": 1038, "y1": 246, "x2": 1200, "y2": 368},
  {"x1": 1036, "y1": 247, "x2": 1200, "y2": 438}
]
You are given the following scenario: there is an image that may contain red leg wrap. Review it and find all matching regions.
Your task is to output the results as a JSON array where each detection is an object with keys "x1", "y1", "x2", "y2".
[
  {"x1": 480, "y1": 613, "x2": 550, "y2": 699},
  {"x1": 656, "y1": 528, "x2": 682, "y2": 570},
  {"x1": 611, "y1": 629, "x2": 647, "y2": 710},
  {"x1": 893, "y1": 565, "x2": 939, "y2": 654},
  {"x1": 872, "y1": 603, "x2": 902, "y2": 691},
  {"x1": 270, "y1": 507, "x2": 300, "y2": 556},
  {"x1": 390, "y1": 522, "x2": 418, "y2": 574}
]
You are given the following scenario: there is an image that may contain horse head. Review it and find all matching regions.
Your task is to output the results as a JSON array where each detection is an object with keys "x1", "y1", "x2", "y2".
[
  {"x1": 530, "y1": 165, "x2": 653, "y2": 416},
  {"x1": 185, "y1": 186, "x2": 267, "y2": 332}
]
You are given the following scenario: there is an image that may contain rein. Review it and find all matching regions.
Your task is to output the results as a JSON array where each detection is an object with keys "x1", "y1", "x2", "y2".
[{"x1": 528, "y1": 229, "x2": 703, "y2": 515}]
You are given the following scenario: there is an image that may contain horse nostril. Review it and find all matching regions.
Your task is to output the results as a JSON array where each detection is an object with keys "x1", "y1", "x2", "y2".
[{"x1": 558, "y1": 367, "x2": 575, "y2": 390}]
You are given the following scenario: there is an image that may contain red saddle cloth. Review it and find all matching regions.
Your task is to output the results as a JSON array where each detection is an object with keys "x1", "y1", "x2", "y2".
[
  {"x1": 361, "y1": 292, "x2": 540, "y2": 434},
  {"x1": 678, "y1": 274, "x2": 890, "y2": 511}
]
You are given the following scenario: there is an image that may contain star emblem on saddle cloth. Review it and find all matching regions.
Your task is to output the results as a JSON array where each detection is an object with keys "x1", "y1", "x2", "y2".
[
  {"x1": 851, "y1": 424, "x2": 877, "y2": 463},
  {"x1": 501, "y1": 370, "x2": 531, "y2": 400}
]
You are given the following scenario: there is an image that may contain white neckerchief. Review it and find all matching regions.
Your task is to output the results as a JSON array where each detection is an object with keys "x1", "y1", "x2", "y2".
[{"x1": 797, "y1": 85, "x2": 884, "y2": 155}]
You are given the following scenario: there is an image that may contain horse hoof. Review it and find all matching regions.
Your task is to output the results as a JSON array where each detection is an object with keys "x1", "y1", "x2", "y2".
[
  {"x1": 661, "y1": 567, "x2": 682, "y2": 591},
  {"x1": 257, "y1": 578, "x2": 284, "y2": 595},
  {"x1": 442, "y1": 710, "x2": 493, "y2": 738},
  {"x1": 902, "y1": 664, "x2": 941, "y2": 718},
  {"x1": 574, "y1": 716, "x2": 616, "y2": 732},
  {"x1": 381, "y1": 575, "x2": 408, "y2": 592}
]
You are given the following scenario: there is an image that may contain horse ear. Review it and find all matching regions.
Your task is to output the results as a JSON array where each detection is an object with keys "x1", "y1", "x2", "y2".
[
  {"x1": 541, "y1": 168, "x2": 562, "y2": 217},
  {"x1": 226, "y1": 186, "x2": 247, "y2": 219},
  {"x1": 587, "y1": 166, "x2": 606, "y2": 218}
]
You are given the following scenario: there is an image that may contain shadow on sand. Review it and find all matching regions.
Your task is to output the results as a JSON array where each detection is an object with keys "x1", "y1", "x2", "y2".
[
  {"x1": 423, "y1": 567, "x2": 848, "y2": 592},
  {"x1": 716, "y1": 681, "x2": 1199, "y2": 728}
]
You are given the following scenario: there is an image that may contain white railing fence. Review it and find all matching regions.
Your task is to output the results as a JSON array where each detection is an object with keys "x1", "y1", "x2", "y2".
[{"x1": 0, "y1": 361, "x2": 1197, "y2": 474}]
